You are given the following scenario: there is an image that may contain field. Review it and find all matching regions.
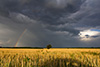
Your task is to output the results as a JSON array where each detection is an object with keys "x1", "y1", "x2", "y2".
[{"x1": 0, "y1": 48, "x2": 100, "y2": 67}]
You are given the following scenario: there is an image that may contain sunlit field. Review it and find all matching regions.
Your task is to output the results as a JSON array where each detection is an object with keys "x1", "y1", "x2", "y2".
[{"x1": 0, "y1": 48, "x2": 100, "y2": 67}]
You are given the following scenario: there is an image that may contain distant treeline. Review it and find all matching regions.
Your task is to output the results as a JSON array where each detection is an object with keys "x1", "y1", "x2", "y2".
[
  {"x1": 0, "y1": 47, "x2": 100, "y2": 49},
  {"x1": 54, "y1": 47, "x2": 100, "y2": 49},
  {"x1": 0, "y1": 47, "x2": 43, "y2": 49}
]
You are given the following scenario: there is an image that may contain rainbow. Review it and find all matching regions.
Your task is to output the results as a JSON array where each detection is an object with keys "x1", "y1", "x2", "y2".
[{"x1": 15, "y1": 29, "x2": 27, "y2": 47}]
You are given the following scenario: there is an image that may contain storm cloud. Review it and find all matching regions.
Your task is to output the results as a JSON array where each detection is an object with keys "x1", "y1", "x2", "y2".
[{"x1": 0, "y1": 0, "x2": 100, "y2": 47}]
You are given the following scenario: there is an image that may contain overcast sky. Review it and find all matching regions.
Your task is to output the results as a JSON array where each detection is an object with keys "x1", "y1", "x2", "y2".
[{"x1": 0, "y1": 0, "x2": 100, "y2": 47}]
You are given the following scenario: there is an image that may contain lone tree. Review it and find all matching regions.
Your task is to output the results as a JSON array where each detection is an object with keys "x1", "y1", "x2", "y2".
[{"x1": 47, "y1": 44, "x2": 52, "y2": 49}]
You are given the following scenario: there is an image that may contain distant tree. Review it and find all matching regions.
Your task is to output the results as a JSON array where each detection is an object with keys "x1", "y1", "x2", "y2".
[{"x1": 47, "y1": 44, "x2": 52, "y2": 49}]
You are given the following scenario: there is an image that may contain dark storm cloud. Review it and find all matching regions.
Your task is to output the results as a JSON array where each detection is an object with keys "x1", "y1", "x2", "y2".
[
  {"x1": 68, "y1": 0, "x2": 100, "y2": 27},
  {"x1": 84, "y1": 35, "x2": 100, "y2": 38},
  {"x1": 78, "y1": 13, "x2": 100, "y2": 27},
  {"x1": 44, "y1": 24, "x2": 79, "y2": 36},
  {"x1": 0, "y1": 0, "x2": 84, "y2": 24},
  {"x1": 85, "y1": 35, "x2": 89, "y2": 38},
  {"x1": 91, "y1": 36, "x2": 100, "y2": 38},
  {"x1": 0, "y1": 0, "x2": 100, "y2": 47},
  {"x1": 9, "y1": 12, "x2": 37, "y2": 24},
  {"x1": 0, "y1": 8, "x2": 9, "y2": 17}
]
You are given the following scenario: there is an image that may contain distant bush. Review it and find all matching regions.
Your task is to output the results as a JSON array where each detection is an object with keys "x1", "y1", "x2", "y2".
[{"x1": 47, "y1": 44, "x2": 52, "y2": 49}]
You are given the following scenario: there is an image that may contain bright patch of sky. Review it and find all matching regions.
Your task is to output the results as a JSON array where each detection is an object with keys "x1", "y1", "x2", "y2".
[{"x1": 79, "y1": 29, "x2": 100, "y2": 41}]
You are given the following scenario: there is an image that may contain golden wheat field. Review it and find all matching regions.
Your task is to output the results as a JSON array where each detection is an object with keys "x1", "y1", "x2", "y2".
[{"x1": 0, "y1": 48, "x2": 100, "y2": 67}]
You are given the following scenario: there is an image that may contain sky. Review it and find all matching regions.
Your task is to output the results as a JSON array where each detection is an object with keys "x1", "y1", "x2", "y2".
[{"x1": 0, "y1": 0, "x2": 100, "y2": 47}]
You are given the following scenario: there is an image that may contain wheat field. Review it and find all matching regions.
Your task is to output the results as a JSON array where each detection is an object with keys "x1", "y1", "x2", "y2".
[{"x1": 0, "y1": 48, "x2": 100, "y2": 67}]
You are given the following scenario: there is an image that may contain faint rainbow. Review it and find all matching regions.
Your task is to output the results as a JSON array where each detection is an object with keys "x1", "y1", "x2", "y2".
[{"x1": 15, "y1": 29, "x2": 27, "y2": 47}]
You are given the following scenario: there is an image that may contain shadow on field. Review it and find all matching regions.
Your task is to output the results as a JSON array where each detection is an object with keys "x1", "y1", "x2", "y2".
[
  {"x1": 81, "y1": 52, "x2": 100, "y2": 56},
  {"x1": 41, "y1": 58, "x2": 92, "y2": 67}
]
